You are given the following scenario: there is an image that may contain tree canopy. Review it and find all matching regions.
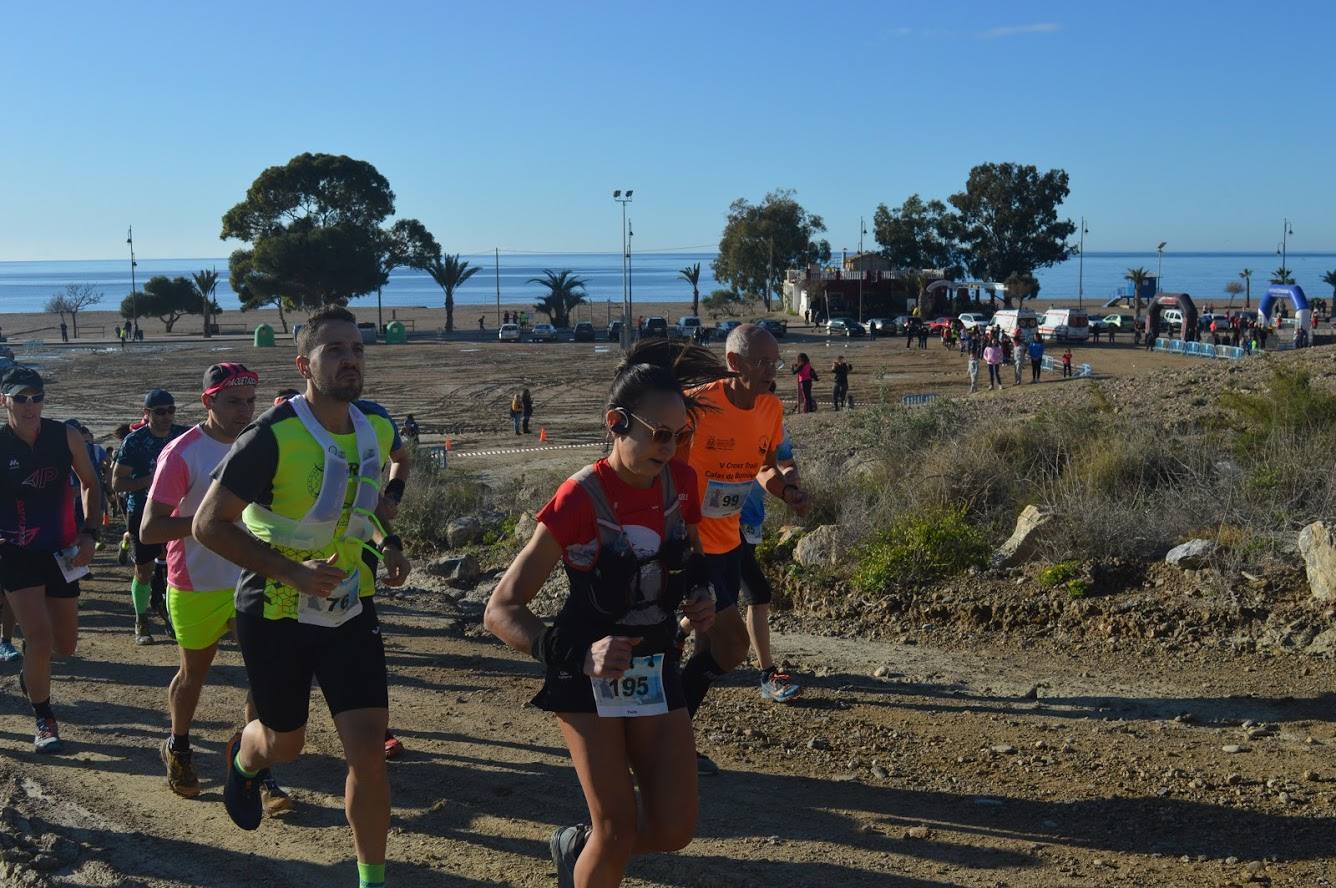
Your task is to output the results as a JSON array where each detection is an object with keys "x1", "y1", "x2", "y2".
[
  {"x1": 872, "y1": 195, "x2": 960, "y2": 273},
  {"x1": 221, "y1": 153, "x2": 406, "y2": 310},
  {"x1": 948, "y1": 163, "x2": 1075, "y2": 296},
  {"x1": 122, "y1": 275, "x2": 215, "y2": 332},
  {"x1": 712, "y1": 189, "x2": 828, "y2": 310},
  {"x1": 426, "y1": 253, "x2": 480, "y2": 332}
]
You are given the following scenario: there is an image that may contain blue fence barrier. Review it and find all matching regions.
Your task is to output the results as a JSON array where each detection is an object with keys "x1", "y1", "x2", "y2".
[
  {"x1": 1153, "y1": 338, "x2": 1251, "y2": 360},
  {"x1": 901, "y1": 394, "x2": 939, "y2": 407},
  {"x1": 1039, "y1": 355, "x2": 1094, "y2": 378}
]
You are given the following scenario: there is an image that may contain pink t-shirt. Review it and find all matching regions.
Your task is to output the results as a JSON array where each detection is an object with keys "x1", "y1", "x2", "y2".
[
  {"x1": 983, "y1": 345, "x2": 1003, "y2": 365},
  {"x1": 147, "y1": 425, "x2": 238, "y2": 592}
]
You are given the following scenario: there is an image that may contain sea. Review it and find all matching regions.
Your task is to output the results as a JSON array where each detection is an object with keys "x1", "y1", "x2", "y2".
[{"x1": 0, "y1": 251, "x2": 1332, "y2": 315}]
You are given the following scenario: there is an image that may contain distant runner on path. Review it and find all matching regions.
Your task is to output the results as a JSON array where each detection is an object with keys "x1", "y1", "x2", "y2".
[
  {"x1": 0, "y1": 366, "x2": 102, "y2": 753},
  {"x1": 485, "y1": 338, "x2": 723, "y2": 887},
  {"x1": 194, "y1": 306, "x2": 410, "y2": 888},
  {"x1": 139, "y1": 363, "x2": 294, "y2": 814}
]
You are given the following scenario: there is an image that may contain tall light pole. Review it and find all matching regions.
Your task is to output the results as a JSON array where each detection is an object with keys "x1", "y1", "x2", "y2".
[
  {"x1": 1277, "y1": 218, "x2": 1294, "y2": 282},
  {"x1": 857, "y1": 216, "x2": 866, "y2": 323},
  {"x1": 1156, "y1": 241, "x2": 1167, "y2": 293},
  {"x1": 614, "y1": 189, "x2": 633, "y2": 348},
  {"x1": 126, "y1": 226, "x2": 139, "y2": 333},
  {"x1": 1076, "y1": 217, "x2": 1088, "y2": 309}
]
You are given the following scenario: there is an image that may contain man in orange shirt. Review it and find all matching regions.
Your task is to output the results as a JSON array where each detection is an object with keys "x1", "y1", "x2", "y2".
[{"x1": 679, "y1": 324, "x2": 811, "y2": 775}]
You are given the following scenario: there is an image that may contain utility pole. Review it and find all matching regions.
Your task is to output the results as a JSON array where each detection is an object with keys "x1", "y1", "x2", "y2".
[
  {"x1": 494, "y1": 248, "x2": 501, "y2": 326},
  {"x1": 614, "y1": 190, "x2": 633, "y2": 348},
  {"x1": 857, "y1": 216, "x2": 865, "y2": 323}
]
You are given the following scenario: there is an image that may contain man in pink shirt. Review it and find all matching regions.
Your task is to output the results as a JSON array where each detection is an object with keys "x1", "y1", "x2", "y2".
[{"x1": 141, "y1": 363, "x2": 294, "y2": 815}]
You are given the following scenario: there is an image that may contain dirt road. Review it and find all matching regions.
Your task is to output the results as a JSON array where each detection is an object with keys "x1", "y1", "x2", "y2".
[{"x1": 2, "y1": 563, "x2": 1334, "y2": 887}]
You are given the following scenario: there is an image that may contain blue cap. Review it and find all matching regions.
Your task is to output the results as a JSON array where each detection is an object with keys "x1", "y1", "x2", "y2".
[{"x1": 144, "y1": 389, "x2": 175, "y2": 408}]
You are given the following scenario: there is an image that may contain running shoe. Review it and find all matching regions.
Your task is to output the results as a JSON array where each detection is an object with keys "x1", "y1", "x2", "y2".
[
  {"x1": 117, "y1": 537, "x2": 130, "y2": 565},
  {"x1": 34, "y1": 717, "x2": 63, "y2": 754},
  {"x1": 696, "y1": 752, "x2": 719, "y2": 776},
  {"x1": 134, "y1": 618, "x2": 154, "y2": 646},
  {"x1": 760, "y1": 669, "x2": 802, "y2": 704},
  {"x1": 0, "y1": 640, "x2": 20, "y2": 663},
  {"x1": 222, "y1": 732, "x2": 265, "y2": 831},
  {"x1": 549, "y1": 824, "x2": 590, "y2": 888},
  {"x1": 384, "y1": 730, "x2": 404, "y2": 760},
  {"x1": 260, "y1": 774, "x2": 295, "y2": 817},
  {"x1": 160, "y1": 737, "x2": 201, "y2": 798}
]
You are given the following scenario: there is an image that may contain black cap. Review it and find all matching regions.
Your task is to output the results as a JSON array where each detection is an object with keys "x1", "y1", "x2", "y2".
[
  {"x1": 1, "y1": 366, "x2": 44, "y2": 396},
  {"x1": 144, "y1": 388, "x2": 175, "y2": 408}
]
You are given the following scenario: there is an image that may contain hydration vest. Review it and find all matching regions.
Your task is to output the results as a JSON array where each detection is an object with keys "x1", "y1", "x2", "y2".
[{"x1": 241, "y1": 395, "x2": 383, "y2": 559}]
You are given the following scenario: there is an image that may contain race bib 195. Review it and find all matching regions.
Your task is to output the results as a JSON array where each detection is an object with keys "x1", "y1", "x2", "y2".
[{"x1": 591, "y1": 654, "x2": 668, "y2": 718}]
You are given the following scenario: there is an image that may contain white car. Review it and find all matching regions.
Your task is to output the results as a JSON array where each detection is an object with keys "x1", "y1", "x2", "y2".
[
  {"x1": 531, "y1": 323, "x2": 558, "y2": 342},
  {"x1": 498, "y1": 323, "x2": 521, "y2": 342},
  {"x1": 958, "y1": 312, "x2": 988, "y2": 330}
]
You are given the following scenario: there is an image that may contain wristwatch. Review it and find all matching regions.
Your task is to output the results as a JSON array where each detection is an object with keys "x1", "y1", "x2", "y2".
[{"x1": 379, "y1": 534, "x2": 404, "y2": 553}]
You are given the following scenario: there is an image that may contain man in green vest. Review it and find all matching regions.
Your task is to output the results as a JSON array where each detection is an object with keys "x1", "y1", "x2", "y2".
[{"x1": 194, "y1": 306, "x2": 410, "y2": 888}]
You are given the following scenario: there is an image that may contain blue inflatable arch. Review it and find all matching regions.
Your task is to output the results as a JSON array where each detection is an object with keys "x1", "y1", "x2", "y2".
[{"x1": 1258, "y1": 285, "x2": 1309, "y2": 330}]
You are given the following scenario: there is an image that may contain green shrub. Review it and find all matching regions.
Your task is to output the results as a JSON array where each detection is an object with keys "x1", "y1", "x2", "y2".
[
  {"x1": 851, "y1": 508, "x2": 989, "y2": 595},
  {"x1": 1037, "y1": 560, "x2": 1090, "y2": 598}
]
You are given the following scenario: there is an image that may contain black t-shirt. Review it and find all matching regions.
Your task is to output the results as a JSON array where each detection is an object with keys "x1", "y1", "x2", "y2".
[
  {"x1": 833, "y1": 363, "x2": 851, "y2": 385},
  {"x1": 0, "y1": 419, "x2": 75, "y2": 553}
]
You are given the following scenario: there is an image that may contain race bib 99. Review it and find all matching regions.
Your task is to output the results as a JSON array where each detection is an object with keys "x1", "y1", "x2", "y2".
[{"x1": 702, "y1": 480, "x2": 754, "y2": 519}]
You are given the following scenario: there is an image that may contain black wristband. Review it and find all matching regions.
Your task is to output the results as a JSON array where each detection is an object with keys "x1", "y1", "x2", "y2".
[
  {"x1": 379, "y1": 534, "x2": 403, "y2": 552},
  {"x1": 384, "y1": 478, "x2": 405, "y2": 502}
]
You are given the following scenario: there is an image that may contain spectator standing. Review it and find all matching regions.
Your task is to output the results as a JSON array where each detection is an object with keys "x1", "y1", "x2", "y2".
[
  {"x1": 509, "y1": 392, "x2": 523, "y2": 435},
  {"x1": 1028, "y1": 335, "x2": 1045, "y2": 382},
  {"x1": 1061, "y1": 347, "x2": 1073, "y2": 378},
  {"x1": 791, "y1": 353, "x2": 816, "y2": 413},
  {"x1": 830, "y1": 356, "x2": 852, "y2": 410},
  {"x1": 521, "y1": 388, "x2": 534, "y2": 434},
  {"x1": 983, "y1": 339, "x2": 1003, "y2": 389}
]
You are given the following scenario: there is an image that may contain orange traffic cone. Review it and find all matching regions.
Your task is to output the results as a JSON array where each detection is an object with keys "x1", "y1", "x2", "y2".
[
  {"x1": 539, "y1": 427, "x2": 548, "y2": 443},
  {"x1": 445, "y1": 436, "x2": 454, "y2": 451}
]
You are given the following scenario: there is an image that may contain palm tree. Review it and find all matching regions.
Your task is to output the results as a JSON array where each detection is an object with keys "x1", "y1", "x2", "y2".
[
  {"x1": 425, "y1": 253, "x2": 480, "y2": 333},
  {"x1": 1323, "y1": 269, "x2": 1336, "y2": 298},
  {"x1": 1271, "y1": 266, "x2": 1295, "y2": 285},
  {"x1": 678, "y1": 262, "x2": 702, "y2": 316},
  {"x1": 1125, "y1": 266, "x2": 1150, "y2": 324},
  {"x1": 528, "y1": 269, "x2": 588, "y2": 328},
  {"x1": 1239, "y1": 268, "x2": 1253, "y2": 309},
  {"x1": 192, "y1": 268, "x2": 219, "y2": 337}
]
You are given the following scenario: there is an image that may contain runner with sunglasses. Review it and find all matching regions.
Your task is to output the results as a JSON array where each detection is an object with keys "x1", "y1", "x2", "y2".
[
  {"x1": 113, "y1": 389, "x2": 188, "y2": 644},
  {"x1": 0, "y1": 367, "x2": 102, "y2": 752},
  {"x1": 678, "y1": 324, "x2": 811, "y2": 775},
  {"x1": 486, "y1": 338, "x2": 723, "y2": 888}
]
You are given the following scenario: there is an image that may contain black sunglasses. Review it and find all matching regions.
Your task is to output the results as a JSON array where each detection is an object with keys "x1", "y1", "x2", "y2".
[
  {"x1": 628, "y1": 411, "x2": 693, "y2": 446},
  {"x1": 150, "y1": 406, "x2": 176, "y2": 416},
  {"x1": 9, "y1": 393, "x2": 44, "y2": 404}
]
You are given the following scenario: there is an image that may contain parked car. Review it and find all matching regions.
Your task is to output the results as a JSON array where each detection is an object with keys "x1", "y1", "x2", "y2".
[
  {"x1": 891, "y1": 315, "x2": 915, "y2": 333},
  {"x1": 531, "y1": 323, "x2": 558, "y2": 342},
  {"x1": 990, "y1": 308, "x2": 1040, "y2": 342},
  {"x1": 716, "y1": 319, "x2": 742, "y2": 340},
  {"x1": 573, "y1": 321, "x2": 595, "y2": 342},
  {"x1": 675, "y1": 315, "x2": 703, "y2": 339},
  {"x1": 926, "y1": 316, "x2": 955, "y2": 334},
  {"x1": 864, "y1": 317, "x2": 895, "y2": 334},
  {"x1": 498, "y1": 323, "x2": 521, "y2": 343},
  {"x1": 957, "y1": 312, "x2": 988, "y2": 330},
  {"x1": 607, "y1": 320, "x2": 624, "y2": 341},
  {"x1": 1039, "y1": 308, "x2": 1090, "y2": 342},
  {"x1": 1102, "y1": 314, "x2": 1134, "y2": 329},
  {"x1": 754, "y1": 318, "x2": 788, "y2": 338},
  {"x1": 826, "y1": 318, "x2": 866, "y2": 337},
  {"x1": 643, "y1": 316, "x2": 669, "y2": 337}
]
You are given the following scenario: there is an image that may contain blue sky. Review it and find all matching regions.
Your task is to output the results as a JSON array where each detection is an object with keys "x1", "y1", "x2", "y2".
[{"x1": 2, "y1": 0, "x2": 1332, "y2": 260}]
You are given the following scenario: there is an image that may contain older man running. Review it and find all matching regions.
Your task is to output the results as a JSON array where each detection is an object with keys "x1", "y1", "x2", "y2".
[{"x1": 678, "y1": 324, "x2": 811, "y2": 775}]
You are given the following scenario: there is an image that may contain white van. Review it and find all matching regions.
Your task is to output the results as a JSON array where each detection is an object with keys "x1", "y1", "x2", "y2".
[
  {"x1": 1040, "y1": 308, "x2": 1089, "y2": 342},
  {"x1": 675, "y1": 315, "x2": 703, "y2": 338},
  {"x1": 1159, "y1": 308, "x2": 1184, "y2": 337},
  {"x1": 990, "y1": 308, "x2": 1040, "y2": 342}
]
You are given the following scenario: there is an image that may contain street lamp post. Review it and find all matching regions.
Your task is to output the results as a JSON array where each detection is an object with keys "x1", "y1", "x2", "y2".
[
  {"x1": 613, "y1": 190, "x2": 633, "y2": 349},
  {"x1": 1077, "y1": 217, "x2": 1088, "y2": 310},
  {"x1": 1277, "y1": 218, "x2": 1294, "y2": 282},
  {"x1": 857, "y1": 216, "x2": 866, "y2": 323},
  {"x1": 1156, "y1": 241, "x2": 1167, "y2": 294},
  {"x1": 126, "y1": 226, "x2": 138, "y2": 337}
]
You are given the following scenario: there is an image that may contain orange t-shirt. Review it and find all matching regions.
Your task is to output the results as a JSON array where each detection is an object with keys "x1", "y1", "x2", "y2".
[{"x1": 680, "y1": 380, "x2": 784, "y2": 554}]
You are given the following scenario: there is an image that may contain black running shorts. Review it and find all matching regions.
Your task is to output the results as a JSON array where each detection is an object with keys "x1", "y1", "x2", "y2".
[
  {"x1": 126, "y1": 508, "x2": 164, "y2": 566},
  {"x1": 705, "y1": 546, "x2": 743, "y2": 611},
  {"x1": 738, "y1": 539, "x2": 773, "y2": 607},
  {"x1": 234, "y1": 598, "x2": 389, "y2": 733},
  {"x1": 532, "y1": 649, "x2": 686, "y2": 714},
  {"x1": 0, "y1": 545, "x2": 81, "y2": 599}
]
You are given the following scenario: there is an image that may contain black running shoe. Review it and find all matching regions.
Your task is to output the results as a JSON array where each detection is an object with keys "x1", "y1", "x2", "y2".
[
  {"x1": 550, "y1": 824, "x2": 590, "y2": 888},
  {"x1": 223, "y1": 733, "x2": 265, "y2": 831},
  {"x1": 696, "y1": 752, "x2": 720, "y2": 776}
]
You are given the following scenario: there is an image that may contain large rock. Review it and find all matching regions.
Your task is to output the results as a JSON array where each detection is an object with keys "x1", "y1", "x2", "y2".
[
  {"x1": 776, "y1": 525, "x2": 805, "y2": 547},
  {"x1": 427, "y1": 554, "x2": 480, "y2": 588},
  {"x1": 446, "y1": 516, "x2": 484, "y2": 548},
  {"x1": 794, "y1": 524, "x2": 842, "y2": 568},
  {"x1": 991, "y1": 505, "x2": 1054, "y2": 568},
  {"x1": 1306, "y1": 627, "x2": 1336, "y2": 657},
  {"x1": 513, "y1": 512, "x2": 537, "y2": 541},
  {"x1": 1165, "y1": 539, "x2": 1217, "y2": 570},
  {"x1": 1299, "y1": 521, "x2": 1336, "y2": 601}
]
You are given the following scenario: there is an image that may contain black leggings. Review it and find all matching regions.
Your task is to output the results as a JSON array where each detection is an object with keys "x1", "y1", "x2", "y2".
[{"x1": 988, "y1": 363, "x2": 1002, "y2": 385}]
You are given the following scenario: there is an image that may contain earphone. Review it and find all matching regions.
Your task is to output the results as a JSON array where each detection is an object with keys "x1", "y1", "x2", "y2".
[{"x1": 608, "y1": 407, "x2": 630, "y2": 435}]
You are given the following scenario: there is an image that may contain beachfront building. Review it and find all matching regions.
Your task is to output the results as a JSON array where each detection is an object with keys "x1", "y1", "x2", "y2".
[{"x1": 783, "y1": 254, "x2": 946, "y2": 321}]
